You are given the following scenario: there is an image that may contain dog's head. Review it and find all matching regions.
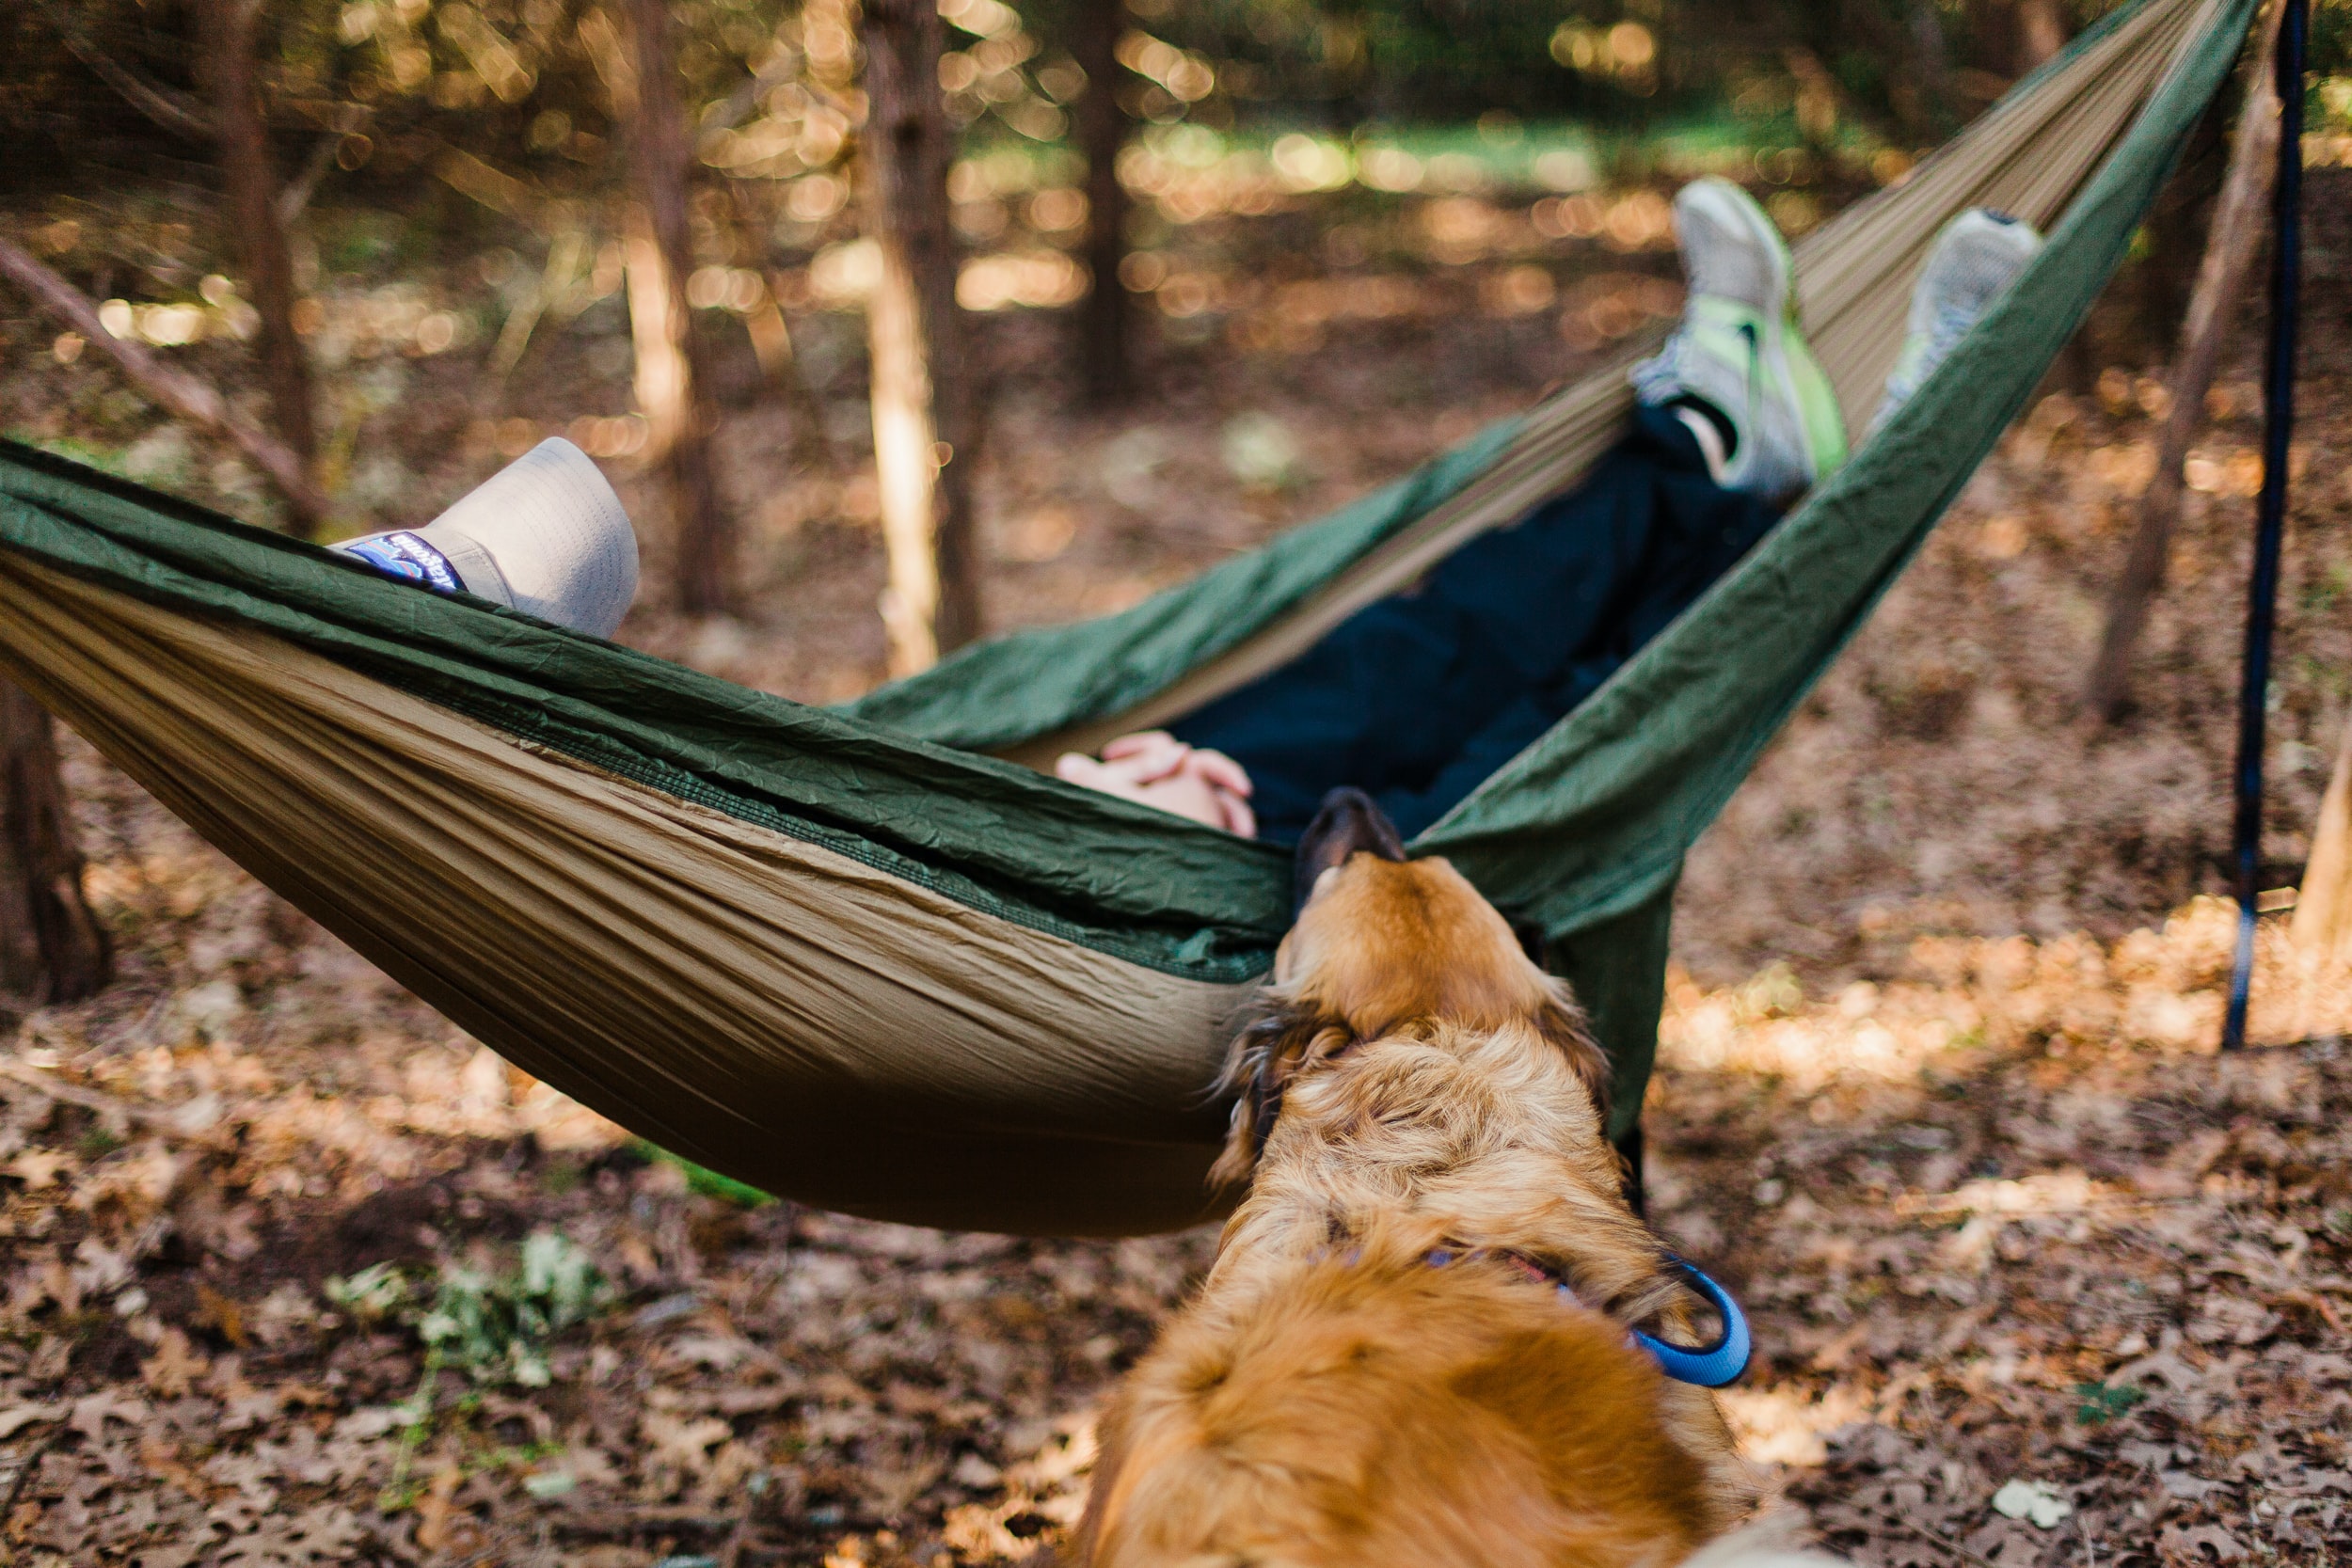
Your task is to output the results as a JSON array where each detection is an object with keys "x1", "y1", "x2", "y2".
[{"x1": 1212, "y1": 788, "x2": 1609, "y2": 1188}]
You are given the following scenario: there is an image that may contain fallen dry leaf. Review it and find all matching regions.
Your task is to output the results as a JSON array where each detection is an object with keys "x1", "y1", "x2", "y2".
[
  {"x1": 137, "y1": 1327, "x2": 210, "y2": 1399},
  {"x1": 0, "y1": 1403, "x2": 62, "y2": 1441},
  {"x1": 4, "y1": 1147, "x2": 74, "y2": 1190}
]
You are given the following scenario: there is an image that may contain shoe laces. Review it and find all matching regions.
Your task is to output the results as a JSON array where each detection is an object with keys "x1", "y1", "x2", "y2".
[
  {"x1": 1630, "y1": 320, "x2": 1745, "y2": 400},
  {"x1": 1920, "y1": 299, "x2": 1979, "y2": 369},
  {"x1": 1629, "y1": 330, "x2": 1692, "y2": 398}
]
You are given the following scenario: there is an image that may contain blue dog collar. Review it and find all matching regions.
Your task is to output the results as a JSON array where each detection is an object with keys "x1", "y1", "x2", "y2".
[{"x1": 1631, "y1": 1259, "x2": 1751, "y2": 1387}]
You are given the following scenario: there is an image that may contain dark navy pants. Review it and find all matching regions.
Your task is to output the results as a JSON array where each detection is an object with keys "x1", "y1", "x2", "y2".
[{"x1": 1171, "y1": 407, "x2": 1783, "y2": 843}]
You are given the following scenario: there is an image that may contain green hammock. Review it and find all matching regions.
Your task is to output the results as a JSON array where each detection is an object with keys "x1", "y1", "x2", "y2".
[{"x1": 0, "y1": 0, "x2": 2252, "y2": 1235}]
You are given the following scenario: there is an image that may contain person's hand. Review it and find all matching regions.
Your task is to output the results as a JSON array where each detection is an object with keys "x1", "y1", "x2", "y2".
[{"x1": 1055, "y1": 731, "x2": 1256, "y2": 837}]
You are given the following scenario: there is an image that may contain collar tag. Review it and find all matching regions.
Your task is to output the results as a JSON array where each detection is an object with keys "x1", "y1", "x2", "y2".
[{"x1": 1633, "y1": 1259, "x2": 1752, "y2": 1387}]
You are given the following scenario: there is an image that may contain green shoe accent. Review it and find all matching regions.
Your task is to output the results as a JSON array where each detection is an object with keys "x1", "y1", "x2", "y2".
[{"x1": 1783, "y1": 317, "x2": 1849, "y2": 480}]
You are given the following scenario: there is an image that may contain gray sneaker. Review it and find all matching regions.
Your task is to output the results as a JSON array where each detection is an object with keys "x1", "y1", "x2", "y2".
[
  {"x1": 1871, "y1": 209, "x2": 2044, "y2": 433},
  {"x1": 1630, "y1": 177, "x2": 1848, "y2": 500}
]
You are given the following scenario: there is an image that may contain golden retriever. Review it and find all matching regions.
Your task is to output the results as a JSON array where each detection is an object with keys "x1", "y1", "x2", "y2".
[{"x1": 1075, "y1": 788, "x2": 1760, "y2": 1568}]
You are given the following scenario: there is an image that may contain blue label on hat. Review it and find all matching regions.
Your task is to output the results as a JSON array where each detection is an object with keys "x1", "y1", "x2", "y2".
[{"x1": 341, "y1": 531, "x2": 464, "y2": 595}]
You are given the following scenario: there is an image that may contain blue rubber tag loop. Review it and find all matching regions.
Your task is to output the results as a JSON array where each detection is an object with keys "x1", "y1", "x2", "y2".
[{"x1": 1629, "y1": 1259, "x2": 1751, "y2": 1387}]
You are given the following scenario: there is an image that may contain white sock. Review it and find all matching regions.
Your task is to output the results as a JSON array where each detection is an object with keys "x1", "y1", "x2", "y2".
[{"x1": 1675, "y1": 405, "x2": 1734, "y2": 487}]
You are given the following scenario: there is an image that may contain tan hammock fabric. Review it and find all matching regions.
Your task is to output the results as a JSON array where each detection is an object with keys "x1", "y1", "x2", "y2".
[{"x1": 0, "y1": 557, "x2": 1241, "y2": 1234}]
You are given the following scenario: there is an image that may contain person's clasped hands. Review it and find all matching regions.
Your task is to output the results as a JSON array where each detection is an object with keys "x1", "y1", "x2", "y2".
[{"x1": 1054, "y1": 730, "x2": 1257, "y2": 838}]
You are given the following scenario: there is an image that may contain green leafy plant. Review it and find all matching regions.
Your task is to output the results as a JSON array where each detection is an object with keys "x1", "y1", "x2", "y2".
[
  {"x1": 414, "y1": 1229, "x2": 607, "y2": 1387},
  {"x1": 324, "y1": 1259, "x2": 408, "y2": 1323},
  {"x1": 2072, "y1": 1380, "x2": 2147, "y2": 1426},
  {"x1": 75, "y1": 1124, "x2": 125, "y2": 1161},
  {"x1": 328, "y1": 1230, "x2": 609, "y2": 1425},
  {"x1": 328, "y1": 1230, "x2": 611, "y2": 1503}
]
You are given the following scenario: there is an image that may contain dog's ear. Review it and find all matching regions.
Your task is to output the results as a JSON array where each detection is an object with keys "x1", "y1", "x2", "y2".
[
  {"x1": 1533, "y1": 984, "x2": 1612, "y2": 1122},
  {"x1": 1209, "y1": 993, "x2": 1349, "y2": 1192},
  {"x1": 1293, "y1": 786, "x2": 1406, "y2": 911},
  {"x1": 1513, "y1": 924, "x2": 1613, "y2": 1118}
]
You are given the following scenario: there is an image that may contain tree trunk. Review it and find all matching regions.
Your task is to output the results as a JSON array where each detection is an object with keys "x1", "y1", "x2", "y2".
[
  {"x1": 622, "y1": 0, "x2": 733, "y2": 615},
  {"x1": 721, "y1": 179, "x2": 834, "y2": 469},
  {"x1": 1903, "y1": 0, "x2": 1957, "y2": 135},
  {"x1": 204, "y1": 0, "x2": 320, "y2": 538},
  {"x1": 1074, "y1": 0, "x2": 1131, "y2": 401},
  {"x1": 860, "y1": 0, "x2": 982, "y2": 675},
  {"x1": 2083, "y1": 0, "x2": 2282, "y2": 721},
  {"x1": 2012, "y1": 0, "x2": 2067, "y2": 71},
  {"x1": 0, "y1": 685, "x2": 111, "y2": 1005},
  {"x1": 1320, "y1": 0, "x2": 1370, "y2": 132}
]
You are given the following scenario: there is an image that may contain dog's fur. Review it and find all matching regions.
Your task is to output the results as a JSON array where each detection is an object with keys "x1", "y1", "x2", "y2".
[{"x1": 1075, "y1": 791, "x2": 1756, "y2": 1568}]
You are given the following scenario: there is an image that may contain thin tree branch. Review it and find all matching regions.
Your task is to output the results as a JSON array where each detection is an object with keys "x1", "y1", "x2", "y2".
[
  {"x1": 0, "y1": 1055, "x2": 203, "y2": 1140},
  {"x1": 276, "y1": 132, "x2": 348, "y2": 229},
  {"x1": 25, "y1": 0, "x2": 218, "y2": 141},
  {"x1": 434, "y1": 144, "x2": 551, "y2": 231},
  {"x1": 701, "y1": 52, "x2": 804, "y2": 135},
  {"x1": 0, "y1": 235, "x2": 329, "y2": 523},
  {"x1": 1848, "y1": 1500, "x2": 2008, "y2": 1568}
]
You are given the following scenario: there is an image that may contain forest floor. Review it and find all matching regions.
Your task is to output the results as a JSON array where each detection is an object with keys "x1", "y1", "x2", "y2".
[{"x1": 1, "y1": 157, "x2": 2350, "y2": 1568}]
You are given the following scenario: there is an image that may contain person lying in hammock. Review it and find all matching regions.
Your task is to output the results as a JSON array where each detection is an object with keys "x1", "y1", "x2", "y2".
[
  {"x1": 1057, "y1": 184, "x2": 2042, "y2": 842},
  {"x1": 337, "y1": 180, "x2": 2039, "y2": 845}
]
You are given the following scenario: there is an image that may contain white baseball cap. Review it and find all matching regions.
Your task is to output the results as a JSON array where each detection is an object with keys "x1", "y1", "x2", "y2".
[{"x1": 333, "y1": 437, "x2": 639, "y2": 639}]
